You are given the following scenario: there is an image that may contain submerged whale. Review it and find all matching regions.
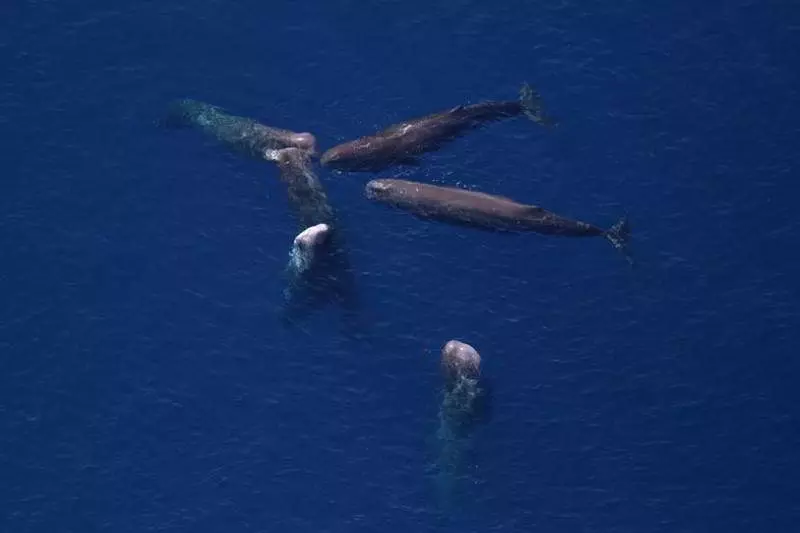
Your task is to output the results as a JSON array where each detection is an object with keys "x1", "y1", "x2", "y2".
[
  {"x1": 321, "y1": 83, "x2": 554, "y2": 172},
  {"x1": 365, "y1": 178, "x2": 631, "y2": 261},
  {"x1": 263, "y1": 147, "x2": 360, "y2": 327},
  {"x1": 433, "y1": 339, "x2": 491, "y2": 509},
  {"x1": 164, "y1": 99, "x2": 316, "y2": 160},
  {"x1": 439, "y1": 340, "x2": 488, "y2": 436}
]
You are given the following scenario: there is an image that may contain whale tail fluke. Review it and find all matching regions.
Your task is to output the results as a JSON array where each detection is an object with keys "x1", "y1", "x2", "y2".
[
  {"x1": 158, "y1": 99, "x2": 196, "y2": 129},
  {"x1": 520, "y1": 82, "x2": 556, "y2": 127},
  {"x1": 159, "y1": 98, "x2": 219, "y2": 129},
  {"x1": 604, "y1": 217, "x2": 633, "y2": 265}
]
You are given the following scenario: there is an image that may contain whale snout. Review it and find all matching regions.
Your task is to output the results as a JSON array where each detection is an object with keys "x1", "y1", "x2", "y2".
[
  {"x1": 293, "y1": 223, "x2": 331, "y2": 249},
  {"x1": 289, "y1": 223, "x2": 331, "y2": 275},
  {"x1": 365, "y1": 179, "x2": 394, "y2": 200},
  {"x1": 441, "y1": 340, "x2": 481, "y2": 383},
  {"x1": 290, "y1": 132, "x2": 317, "y2": 153},
  {"x1": 320, "y1": 147, "x2": 343, "y2": 166}
]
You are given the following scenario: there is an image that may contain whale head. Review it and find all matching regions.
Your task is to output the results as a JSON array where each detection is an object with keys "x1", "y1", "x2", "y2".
[
  {"x1": 288, "y1": 223, "x2": 332, "y2": 275},
  {"x1": 289, "y1": 132, "x2": 317, "y2": 153},
  {"x1": 441, "y1": 340, "x2": 481, "y2": 384},
  {"x1": 320, "y1": 139, "x2": 379, "y2": 170},
  {"x1": 293, "y1": 223, "x2": 331, "y2": 251},
  {"x1": 364, "y1": 179, "x2": 395, "y2": 201},
  {"x1": 320, "y1": 145, "x2": 348, "y2": 167}
]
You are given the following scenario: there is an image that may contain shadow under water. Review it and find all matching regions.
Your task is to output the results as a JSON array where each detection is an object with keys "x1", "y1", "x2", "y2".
[{"x1": 431, "y1": 375, "x2": 493, "y2": 513}]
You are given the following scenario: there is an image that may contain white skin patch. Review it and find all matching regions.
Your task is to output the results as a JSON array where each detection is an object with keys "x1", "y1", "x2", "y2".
[{"x1": 289, "y1": 223, "x2": 331, "y2": 275}]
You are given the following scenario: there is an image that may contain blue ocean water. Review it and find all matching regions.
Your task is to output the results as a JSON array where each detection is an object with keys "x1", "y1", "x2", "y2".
[{"x1": 2, "y1": 1, "x2": 799, "y2": 531}]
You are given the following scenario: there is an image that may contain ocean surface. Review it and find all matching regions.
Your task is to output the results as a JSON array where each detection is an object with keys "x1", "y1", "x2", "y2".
[{"x1": 2, "y1": 1, "x2": 799, "y2": 532}]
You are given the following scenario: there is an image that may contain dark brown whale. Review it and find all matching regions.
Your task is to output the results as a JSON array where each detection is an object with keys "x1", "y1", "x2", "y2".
[
  {"x1": 321, "y1": 84, "x2": 554, "y2": 172},
  {"x1": 365, "y1": 178, "x2": 631, "y2": 261}
]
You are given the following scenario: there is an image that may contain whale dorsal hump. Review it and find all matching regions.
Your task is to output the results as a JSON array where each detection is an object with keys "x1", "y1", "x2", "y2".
[
  {"x1": 522, "y1": 204, "x2": 546, "y2": 216},
  {"x1": 381, "y1": 121, "x2": 415, "y2": 136}
]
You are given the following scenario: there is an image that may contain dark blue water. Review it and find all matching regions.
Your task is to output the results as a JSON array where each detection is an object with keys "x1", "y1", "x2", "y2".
[{"x1": 2, "y1": 1, "x2": 799, "y2": 532}]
